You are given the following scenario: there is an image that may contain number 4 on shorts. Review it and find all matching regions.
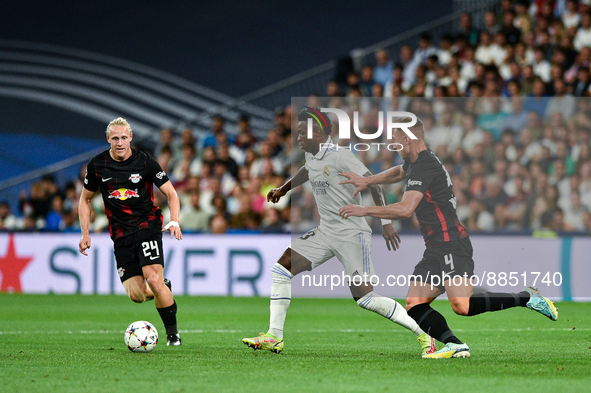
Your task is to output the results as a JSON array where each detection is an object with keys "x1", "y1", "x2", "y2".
[{"x1": 444, "y1": 253, "x2": 455, "y2": 272}]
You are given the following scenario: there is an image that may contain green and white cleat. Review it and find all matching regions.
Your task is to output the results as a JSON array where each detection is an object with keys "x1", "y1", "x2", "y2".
[
  {"x1": 417, "y1": 333, "x2": 436, "y2": 356},
  {"x1": 422, "y1": 342, "x2": 470, "y2": 359},
  {"x1": 242, "y1": 332, "x2": 284, "y2": 353},
  {"x1": 524, "y1": 287, "x2": 558, "y2": 321}
]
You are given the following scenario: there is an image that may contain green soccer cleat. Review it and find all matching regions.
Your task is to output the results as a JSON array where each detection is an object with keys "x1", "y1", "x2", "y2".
[
  {"x1": 524, "y1": 286, "x2": 558, "y2": 321},
  {"x1": 242, "y1": 332, "x2": 284, "y2": 353},
  {"x1": 422, "y1": 342, "x2": 470, "y2": 359},
  {"x1": 417, "y1": 333, "x2": 436, "y2": 356}
]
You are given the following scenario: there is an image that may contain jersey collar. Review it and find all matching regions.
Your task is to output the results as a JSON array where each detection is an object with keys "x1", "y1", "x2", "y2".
[{"x1": 312, "y1": 136, "x2": 332, "y2": 160}]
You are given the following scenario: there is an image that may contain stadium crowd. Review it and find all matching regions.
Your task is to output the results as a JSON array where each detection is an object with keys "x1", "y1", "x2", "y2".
[{"x1": 2, "y1": 0, "x2": 591, "y2": 236}]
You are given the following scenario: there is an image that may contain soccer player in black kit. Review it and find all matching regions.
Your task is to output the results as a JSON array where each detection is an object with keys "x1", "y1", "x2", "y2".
[
  {"x1": 78, "y1": 117, "x2": 183, "y2": 346},
  {"x1": 339, "y1": 116, "x2": 558, "y2": 359}
]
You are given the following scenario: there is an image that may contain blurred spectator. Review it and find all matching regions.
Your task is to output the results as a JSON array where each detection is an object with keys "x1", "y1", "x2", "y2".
[
  {"x1": 532, "y1": 210, "x2": 558, "y2": 237},
  {"x1": 171, "y1": 143, "x2": 197, "y2": 186},
  {"x1": 484, "y1": 10, "x2": 501, "y2": 35},
  {"x1": 483, "y1": 175, "x2": 509, "y2": 214},
  {"x1": 461, "y1": 113, "x2": 486, "y2": 152},
  {"x1": 459, "y1": 12, "x2": 479, "y2": 46},
  {"x1": 571, "y1": 66, "x2": 591, "y2": 96},
  {"x1": 210, "y1": 215, "x2": 228, "y2": 234},
  {"x1": 200, "y1": 178, "x2": 223, "y2": 215},
  {"x1": 502, "y1": 9, "x2": 522, "y2": 44},
  {"x1": 563, "y1": 0, "x2": 582, "y2": 29},
  {"x1": 250, "y1": 142, "x2": 282, "y2": 178},
  {"x1": 0, "y1": 201, "x2": 18, "y2": 231},
  {"x1": 157, "y1": 146, "x2": 175, "y2": 174},
  {"x1": 546, "y1": 79, "x2": 576, "y2": 119},
  {"x1": 465, "y1": 197, "x2": 496, "y2": 232},
  {"x1": 373, "y1": 49, "x2": 393, "y2": 86},
  {"x1": 234, "y1": 114, "x2": 257, "y2": 150},
  {"x1": 574, "y1": 11, "x2": 591, "y2": 51},
  {"x1": 476, "y1": 32, "x2": 496, "y2": 65},
  {"x1": 179, "y1": 190, "x2": 210, "y2": 232},
  {"x1": 202, "y1": 116, "x2": 230, "y2": 150},
  {"x1": 477, "y1": 98, "x2": 509, "y2": 141},
  {"x1": 532, "y1": 46, "x2": 552, "y2": 82},
  {"x1": 501, "y1": 98, "x2": 529, "y2": 134},
  {"x1": 515, "y1": 1, "x2": 533, "y2": 33},
  {"x1": 260, "y1": 208, "x2": 285, "y2": 233},
  {"x1": 496, "y1": 174, "x2": 529, "y2": 230},
  {"x1": 45, "y1": 194, "x2": 65, "y2": 231},
  {"x1": 155, "y1": 128, "x2": 174, "y2": 158},
  {"x1": 412, "y1": 33, "x2": 438, "y2": 67},
  {"x1": 359, "y1": 65, "x2": 375, "y2": 96},
  {"x1": 428, "y1": 108, "x2": 463, "y2": 151}
]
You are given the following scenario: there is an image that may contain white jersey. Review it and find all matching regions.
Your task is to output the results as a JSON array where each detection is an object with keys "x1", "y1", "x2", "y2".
[{"x1": 304, "y1": 137, "x2": 371, "y2": 238}]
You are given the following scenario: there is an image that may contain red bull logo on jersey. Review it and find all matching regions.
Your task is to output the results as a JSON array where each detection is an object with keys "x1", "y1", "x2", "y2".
[
  {"x1": 108, "y1": 188, "x2": 140, "y2": 200},
  {"x1": 129, "y1": 174, "x2": 142, "y2": 183}
]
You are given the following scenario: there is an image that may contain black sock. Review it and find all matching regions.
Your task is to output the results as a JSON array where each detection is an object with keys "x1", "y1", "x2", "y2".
[
  {"x1": 157, "y1": 301, "x2": 178, "y2": 335},
  {"x1": 467, "y1": 291, "x2": 530, "y2": 316},
  {"x1": 408, "y1": 303, "x2": 462, "y2": 344}
]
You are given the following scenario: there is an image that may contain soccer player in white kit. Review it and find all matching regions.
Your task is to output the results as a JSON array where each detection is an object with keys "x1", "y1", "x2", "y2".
[{"x1": 242, "y1": 108, "x2": 436, "y2": 355}]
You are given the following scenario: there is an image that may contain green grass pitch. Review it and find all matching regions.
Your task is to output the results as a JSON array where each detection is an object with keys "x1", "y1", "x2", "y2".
[{"x1": 1, "y1": 294, "x2": 590, "y2": 393}]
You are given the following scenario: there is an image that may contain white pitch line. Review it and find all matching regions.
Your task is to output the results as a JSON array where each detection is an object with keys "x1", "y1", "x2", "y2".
[{"x1": 0, "y1": 327, "x2": 587, "y2": 335}]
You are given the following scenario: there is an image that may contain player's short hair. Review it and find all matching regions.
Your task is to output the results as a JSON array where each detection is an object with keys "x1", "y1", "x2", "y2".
[
  {"x1": 106, "y1": 117, "x2": 132, "y2": 137},
  {"x1": 395, "y1": 116, "x2": 425, "y2": 140},
  {"x1": 298, "y1": 107, "x2": 332, "y2": 135}
]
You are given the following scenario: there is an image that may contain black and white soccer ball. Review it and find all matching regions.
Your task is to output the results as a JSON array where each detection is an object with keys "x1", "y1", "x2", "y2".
[{"x1": 124, "y1": 321, "x2": 158, "y2": 352}]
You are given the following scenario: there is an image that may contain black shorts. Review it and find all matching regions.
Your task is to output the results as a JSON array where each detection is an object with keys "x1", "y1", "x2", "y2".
[
  {"x1": 114, "y1": 228, "x2": 164, "y2": 282},
  {"x1": 411, "y1": 237, "x2": 474, "y2": 292}
]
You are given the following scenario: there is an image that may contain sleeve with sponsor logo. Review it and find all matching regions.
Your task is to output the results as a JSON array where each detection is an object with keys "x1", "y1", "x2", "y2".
[
  {"x1": 338, "y1": 150, "x2": 369, "y2": 176},
  {"x1": 147, "y1": 157, "x2": 170, "y2": 187},
  {"x1": 83, "y1": 159, "x2": 99, "y2": 192},
  {"x1": 404, "y1": 160, "x2": 433, "y2": 194}
]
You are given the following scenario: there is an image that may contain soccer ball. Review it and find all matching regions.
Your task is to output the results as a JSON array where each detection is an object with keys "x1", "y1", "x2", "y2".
[{"x1": 124, "y1": 321, "x2": 159, "y2": 352}]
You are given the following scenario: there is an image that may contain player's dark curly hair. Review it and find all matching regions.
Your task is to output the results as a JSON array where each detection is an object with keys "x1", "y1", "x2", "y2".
[{"x1": 297, "y1": 107, "x2": 332, "y2": 135}]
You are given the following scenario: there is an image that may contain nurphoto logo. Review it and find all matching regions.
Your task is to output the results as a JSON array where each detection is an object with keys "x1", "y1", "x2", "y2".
[{"x1": 302, "y1": 106, "x2": 418, "y2": 152}]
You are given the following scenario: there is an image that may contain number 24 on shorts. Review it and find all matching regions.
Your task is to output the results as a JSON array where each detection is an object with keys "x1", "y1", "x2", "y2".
[{"x1": 142, "y1": 240, "x2": 160, "y2": 260}]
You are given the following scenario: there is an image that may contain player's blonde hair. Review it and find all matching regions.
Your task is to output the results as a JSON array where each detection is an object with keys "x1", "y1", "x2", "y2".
[
  {"x1": 396, "y1": 116, "x2": 425, "y2": 141},
  {"x1": 106, "y1": 117, "x2": 132, "y2": 137}
]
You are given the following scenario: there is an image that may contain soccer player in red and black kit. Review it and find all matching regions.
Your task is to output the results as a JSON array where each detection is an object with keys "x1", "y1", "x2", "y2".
[
  {"x1": 78, "y1": 117, "x2": 183, "y2": 346},
  {"x1": 339, "y1": 116, "x2": 558, "y2": 359}
]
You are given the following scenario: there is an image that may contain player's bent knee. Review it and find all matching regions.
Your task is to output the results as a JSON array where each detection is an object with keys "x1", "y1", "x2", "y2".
[
  {"x1": 405, "y1": 298, "x2": 418, "y2": 311},
  {"x1": 450, "y1": 301, "x2": 470, "y2": 316},
  {"x1": 145, "y1": 275, "x2": 164, "y2": 292},
  {"x1": 127, "y1": 289, "x2": 146, "y2": 303}
]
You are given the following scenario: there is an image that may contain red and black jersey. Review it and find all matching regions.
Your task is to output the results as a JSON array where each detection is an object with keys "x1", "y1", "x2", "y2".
[
  {"x1": 83, "y1": 148, "x2": 170, "y2": 240},
  {"x1": 403, "y1": 149, "x2": 468, "y2": 248}
]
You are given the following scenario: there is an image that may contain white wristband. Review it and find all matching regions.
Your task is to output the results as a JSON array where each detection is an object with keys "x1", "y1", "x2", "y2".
[
  {"x1": 381, "y1": 219, "x2": 391, "y2": 226},
  {"x1": 164, "y1": 221, "x2": 180, "y2": 230}
]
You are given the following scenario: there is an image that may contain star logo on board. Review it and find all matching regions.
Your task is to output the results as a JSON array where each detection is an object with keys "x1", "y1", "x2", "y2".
[{"x1": 0, "y1": 234, "x2": 34, "y2": 293}]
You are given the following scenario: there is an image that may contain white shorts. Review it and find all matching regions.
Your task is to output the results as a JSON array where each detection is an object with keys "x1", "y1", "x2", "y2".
[{"x1": 289, "y1": 227, "x2": 376, "y2": 281}]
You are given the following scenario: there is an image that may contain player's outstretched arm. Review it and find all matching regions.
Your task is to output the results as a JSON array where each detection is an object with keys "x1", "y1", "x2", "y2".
[
  {"x1": 267, "y1": 166, "x2": 309, "y2": 204},
  {"x1": 159, "y1": 181, "x2": 183, "y2": 240},
  {"x1": 78, "y1": 187, "x2": 97, "y2": 256},
  {"x1": 339, "y1": 165, "x2": 406, "y2": 198},
  {"x1": 364, "y1": 171, "x2": 401, "y2": 251},
  {"x1": 339, "y1": 190, "x2": 423, "y2": 221}
]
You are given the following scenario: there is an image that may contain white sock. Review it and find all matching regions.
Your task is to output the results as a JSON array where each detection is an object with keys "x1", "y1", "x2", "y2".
[
  {"x1": 268, "y1": 263, "x2": 292, "y2": 340},
  {"x1": 357, "y1": 291, "x2": 424, "y2": 336}
]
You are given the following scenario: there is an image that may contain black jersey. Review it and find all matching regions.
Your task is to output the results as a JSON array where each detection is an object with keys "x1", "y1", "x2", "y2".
[
  {"x1": 403, "y1": 149, "x2": 468, "y2": 248},
  {"x1": 83, "y1": 149, "x2": 170, "y2": 240}
]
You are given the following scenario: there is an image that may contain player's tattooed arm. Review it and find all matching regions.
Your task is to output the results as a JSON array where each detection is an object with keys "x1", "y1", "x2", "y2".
[
  {"x1": 339, "y1": 165, "x2": 406, "y2": 197},
  {"x1": 267, "y1": 166, "x2": 309, "y2": 204},
  {"x1": 365, "y1": 171, "x2": 401, "y2": 251}
]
